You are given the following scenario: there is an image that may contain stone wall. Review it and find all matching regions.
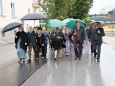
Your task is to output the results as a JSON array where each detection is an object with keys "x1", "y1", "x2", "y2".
[{"x1": 0, "y1": 29, "x2": 15, "y2": 46}]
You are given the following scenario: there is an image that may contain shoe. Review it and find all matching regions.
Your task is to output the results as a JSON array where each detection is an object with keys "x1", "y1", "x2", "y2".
[
  {"x1": 66, "y1": 53, "x2": 69, "y2": 56},
  {"x1": 18, "y1": 58, "x2": 22, "y2": 63},
  {"x1": 79, "y1": 57, "x2": 81, "y2": 60},
  {"x1": 27, "y1": 59, "x2": 31, "y2": 63},
  {"x1": 54, "y1": 58, "x2": 56, "y2": 60},
  {"x1": 74, "y1": 57, "x2": 77, "y2": 60},
  {"x1": 36, "y1": 58, "x2": 39, "y2": 60},
  {"x1": 42, "y1": 57, "x2": 44, "y2": 59},
  {"x1": 18, "y1": 60, "x2": 21, "y2": 63},
  {"x1": 22, "y1": 59, "x2": 25, "y2": 63},
  {"x1": 97, "y1": 59, "x2": 100, "y2": 62}
]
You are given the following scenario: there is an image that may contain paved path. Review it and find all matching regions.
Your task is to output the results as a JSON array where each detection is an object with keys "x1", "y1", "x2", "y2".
[
  {"x1": 103, "y1": 36, "x2": 115, "y2": 49},
  {"x1": 21, "y1": 44, "x2": 115, "y2": 86},
  {"x1": 0, "y1": 42, "x2": 115, "y2": 86},
  {"x1": 0, "y1": 44, "x2": 17, "y2": 68}
]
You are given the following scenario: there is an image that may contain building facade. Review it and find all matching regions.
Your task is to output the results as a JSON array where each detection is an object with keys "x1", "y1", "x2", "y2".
[
  {"x1": 0, "y1": 0, "x2": 43, "y2": 35},
  {"x1": 0, "y1": 0, "x2": 41, "y2": 45}
]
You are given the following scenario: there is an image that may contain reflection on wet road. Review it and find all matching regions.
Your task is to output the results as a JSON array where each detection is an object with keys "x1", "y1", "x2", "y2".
[{"x1": 22, "y1": 44, "x2": 115, "y2": 86}]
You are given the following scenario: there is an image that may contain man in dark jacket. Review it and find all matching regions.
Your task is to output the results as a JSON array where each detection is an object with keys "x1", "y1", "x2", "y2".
[
  {"x1": 72, "y1": 22, "x2": 86, "y2": 60},
  {"x1": 36, "y1": 27, "x2": 45, "y2": 59},
  {"x1": 27, "y1": 26, "x2": 36, "y2": 62},
  {"x1": 90, "y1": 22, "x2": 105, "y2": 62}
]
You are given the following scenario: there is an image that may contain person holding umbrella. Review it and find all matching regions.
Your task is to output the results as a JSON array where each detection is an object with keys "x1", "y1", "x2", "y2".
[
  {"x1": 15, "y1": 26, "x2": 28, "y2": 63},
  {"x1": 27, "y1": 26, "x2": 36, "y2": 63},
  {"x1": 72, "y1": 22, "x2": 86, "y2": 60},
  {"x1": 90, "y1": 22, "x2": 105, "y2": 62}
]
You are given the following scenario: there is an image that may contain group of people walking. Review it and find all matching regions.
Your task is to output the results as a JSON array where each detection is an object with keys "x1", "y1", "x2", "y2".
[
  {"x1": 15, "y1": 26, "x2": 49, "y2": 63},
  {"x1": 15, "y1": 21, "x2": 105, "y2": 63}
]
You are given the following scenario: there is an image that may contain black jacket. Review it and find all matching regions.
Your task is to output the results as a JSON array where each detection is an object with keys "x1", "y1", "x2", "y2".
[
  {"x1": 72, "y1": 27, "x2": 86, "y2": 43},
  {"x1": 15, "y1": 31, "x2": 27, "y2": 52},
  {"x1": 95, "y1": 27, "x2": 105, "y2": 44},
  {"x1": 27, "y1": 31, "x2": 36, "y2": 46},
  {"x1": 90, "y1": 27, "x2": 105, "y2": 44},
  {"x1": 36, "y1": 33, "x2": 45, "y2": 46}
]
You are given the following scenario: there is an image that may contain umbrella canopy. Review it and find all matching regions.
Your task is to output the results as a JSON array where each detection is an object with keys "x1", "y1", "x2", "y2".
[
  {"x1": 21, "y1": 13, "x2": 46, "y2": 20},
  {"x1": 62, "y1": 18, "x2": 74, "y2": 25},
  {"x1": 89, "y1": 21, "x2": 105, "y2": 27},
  {"x1": 66, "y1": 19, "x2": 86, "y2": 29},
  {"x1": 2, "y1": 22, "x2": 22, "y2": 33},
  {"x1": 47, "y1": 19, "x2": 65, "y2": 28}
]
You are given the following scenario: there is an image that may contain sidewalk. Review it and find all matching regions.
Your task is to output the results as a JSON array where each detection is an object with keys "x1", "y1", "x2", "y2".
[{"x1": 103, "y1": 36, "x2": 115, "y2": 49}]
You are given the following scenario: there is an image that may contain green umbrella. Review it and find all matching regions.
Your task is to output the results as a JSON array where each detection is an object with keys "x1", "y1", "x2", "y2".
[
  {"x1": 47, "y1": 19, "x2": 65, "y2": 28},
  {"x1": 66, "y1": 19, "x2": 86, "y2": 29}
]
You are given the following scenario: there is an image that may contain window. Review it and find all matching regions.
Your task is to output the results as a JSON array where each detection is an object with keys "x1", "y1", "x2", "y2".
[
  {"x1": 0, "y1": 0, "x2": 3, "y2": 15},
  {"x1": 11, "y1": 2, "x2": 15, "y2": 16}
]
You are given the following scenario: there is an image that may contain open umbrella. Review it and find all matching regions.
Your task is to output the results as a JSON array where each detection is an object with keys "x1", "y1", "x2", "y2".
[
  {"x1": 62, "y1": 18, "x2": 74, "y2": 25},
  {"x1": 2, "y1": 22, "x2": 22, "y2": 33},
  {"x1": 66, "y1": 19, "x2": 86, "y2": 29},
  {"x1": 21, "y1": 13, "x2": 46, "y2": 20},
  {"x1": 47, "y1": 19, "x2": 65, "y2": 28},
  {"x1": 21, "y1": 13, "x2": 46, "y2": 27},
  {"x1": 89, "y1": 21, "x2": 105, "y2": 27}
]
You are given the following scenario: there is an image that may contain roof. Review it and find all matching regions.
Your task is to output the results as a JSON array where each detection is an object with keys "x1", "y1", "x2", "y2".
[
  {"x1": 106, "y1": 19, "x2": 115, "y2": 24},
  {"x1": 91, "y1": 16, "x2": 109, "y2": 22}
]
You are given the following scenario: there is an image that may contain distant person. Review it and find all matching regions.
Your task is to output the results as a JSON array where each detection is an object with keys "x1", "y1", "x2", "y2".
[
  {"x1": 72, "y1": 22, "x2": 86, "y2": 60},
  {"x1": 27, "y1": 26, "x2": 36, "y2": 63},
  {"x1": 15, "y1": 26, "x2": 27, "y2": 63},
  {"x1": 42, "y1": 27, "x2": 51, "y2": 57},
  {"x1": 36, "y1": 27, "x2": 45, "y2": 59},
  {"x1": 62, "y1": 26, "x2": 71, "y2": 56},
  {"x1": 86, "y1": 25, "x2": 91, "y2": 40}
]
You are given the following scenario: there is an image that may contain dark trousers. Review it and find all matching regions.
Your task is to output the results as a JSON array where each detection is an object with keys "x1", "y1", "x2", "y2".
[
  {"x1": 91, "y1": 44, "x2": 93, "y2": 53},
  {"x1": 74, "y1": 42, "x2": 82, "y2": 58},
  {"x1": 44, "y1": 43, "x2": 47, "y2": 56},
  {"x1": 93, "y1": 42, "x2": 101, "y2": 59},
  {"x1": 28, "y1": 44, "x2": 36, "y2": 59},
  {"x1": 36, "y1": 45, "x2": 45, "y2": 58},
  {"x1": 96, "y1": 44, "x2": 101, "y2": 60}
]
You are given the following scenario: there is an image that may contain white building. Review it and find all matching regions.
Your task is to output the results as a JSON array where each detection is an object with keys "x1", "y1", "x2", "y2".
[
  {"x1": 0, "y1": 0, "x2": 40, "y2": 45},
  {"x1": 0, "y1": 0, "x2": 43, "y2": 33}
]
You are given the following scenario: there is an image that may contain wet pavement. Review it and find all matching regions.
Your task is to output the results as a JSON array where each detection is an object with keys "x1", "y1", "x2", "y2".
[
  {"x1": 21, "y1": 44, "x2": 115, "y2": 86},
  {"x1": 0, "y1": 43, "x2": 115, "y2": 86},
  {"x1": 0, "y1": 43, "x2": 47, "y2": 86},
  {"x1": 0, "y1": 44, "x2": 17, "y2": 68},
  {"x1": 103, "y1": 36, "x2": 115, "y2": 49},
  {"x1": 0, "y1": 57, "x2": 47, "y2": 86}
]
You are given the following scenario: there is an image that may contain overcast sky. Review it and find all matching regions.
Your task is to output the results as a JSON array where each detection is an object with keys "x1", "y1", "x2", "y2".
[{"x1": 89, "y1": 0, "x2": 115, "y2": 14}]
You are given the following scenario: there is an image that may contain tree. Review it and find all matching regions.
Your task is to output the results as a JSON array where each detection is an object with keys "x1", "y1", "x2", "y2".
[
  {"x1": 42, "y1": 0, "x2": 75, "y2": 19},
  {"x1": 69, "y1": 0, "x2": 93, "y2": 19}
]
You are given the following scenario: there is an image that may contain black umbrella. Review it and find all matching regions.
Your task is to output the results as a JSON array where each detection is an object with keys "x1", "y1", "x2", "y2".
[
  {"x1": 21, "y1": 13, "x2": 46, "y2": 20},
  {"x1": 2, "y1": 22, "x2": 22, "y2": 33}
]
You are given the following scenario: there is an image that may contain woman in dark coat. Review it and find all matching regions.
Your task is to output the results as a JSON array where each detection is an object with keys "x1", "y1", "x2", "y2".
[
  {"x1": 15, "y1": 26, "x2": 27, "y2": 63},
  {"x1": 52, "y1": 27, "x2": 65, "y2": 60},
  {"x1": 36, "y1": 27, "x2": 45, "y2": 59}
]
